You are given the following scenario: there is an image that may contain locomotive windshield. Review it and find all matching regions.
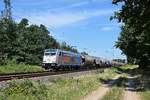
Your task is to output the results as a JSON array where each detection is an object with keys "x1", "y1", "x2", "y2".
[
  {"x1": 44, "y1": 52, "x2": 56, "y2": 56},
  {"x1": 44, "y1": 49, "x2": 57, "y2": 56}
]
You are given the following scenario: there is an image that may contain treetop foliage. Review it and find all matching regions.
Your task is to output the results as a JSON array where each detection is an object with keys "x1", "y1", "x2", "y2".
[
  {"x1": 0, "y1": 18, "x2": 78, "y2": 65},
  {"x1": 112, "y1": 0, "x2": 150, "y2": 68}
]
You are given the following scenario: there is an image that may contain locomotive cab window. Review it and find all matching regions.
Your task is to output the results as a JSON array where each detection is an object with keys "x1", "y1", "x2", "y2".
[
  {"x1": 44, "y1": 52, "x2": 56, "y2": 56},
  {"x1": 50, "y1": 53, "x2": 56, "y2": 56}
]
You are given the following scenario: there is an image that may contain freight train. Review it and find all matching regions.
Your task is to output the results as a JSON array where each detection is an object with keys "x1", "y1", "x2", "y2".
[{"x1": 42, "y1": 49, "x2": 124, "y2": 70}]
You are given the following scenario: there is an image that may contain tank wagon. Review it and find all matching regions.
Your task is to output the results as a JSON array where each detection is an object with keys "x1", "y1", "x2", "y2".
[
  {"x1": 42, "y1": 49, "x2": 124, "y2": 70},
  {"x1": 81, "y1": 54, "x2": 112, "y2": 68}
]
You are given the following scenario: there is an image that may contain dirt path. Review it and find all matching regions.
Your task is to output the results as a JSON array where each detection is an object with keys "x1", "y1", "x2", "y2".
[
  {"x1": 81, "y1": 75, "x2": 120, "y2": 100},
  {"x1": 81, "y1": 85, "x2": 109, "y2": 100},
  {"x1": 123, "y1": 75, "x2": 140, "y2": 100},
  {"x1": 124, "y1": 90, "x2": 140, "y2": 100}
]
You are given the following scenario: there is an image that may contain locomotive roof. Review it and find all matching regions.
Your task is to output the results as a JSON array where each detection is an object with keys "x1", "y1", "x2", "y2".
[{"x1": 44, "y1": 49, "x2": 80, "y2": 55}]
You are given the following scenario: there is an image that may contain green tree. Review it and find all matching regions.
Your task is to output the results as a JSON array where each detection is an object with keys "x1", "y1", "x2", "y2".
[
  {"x1": 16, "y1": 19, "x2": 60, "y2": 64},
  {"x1": 0, "y1": 18, "x2": 60, "y2": 65},
  {"x1": 112, "y1": 0, "x2": 150, "y2": 68},
  {"x1": 0, "y1": 17, "x2": 78, "y2": 65},
  {"x1": 60, "y1": 42, "x2": 78, "y2": 53},
  {"x1": 0, "y1": 19, "x2": 18, "y2": 64}
]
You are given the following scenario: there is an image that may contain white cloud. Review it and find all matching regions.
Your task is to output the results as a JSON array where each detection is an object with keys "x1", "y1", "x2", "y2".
[
  {"x1": 17, "y1": 9, "x2": 114, "y2": 28},
  {"x1": 101, "y1": 27, "x2": 112, "y2": 31},
  {"x1": 61, "y1": 1, "x2": 89, "y2": 9}
]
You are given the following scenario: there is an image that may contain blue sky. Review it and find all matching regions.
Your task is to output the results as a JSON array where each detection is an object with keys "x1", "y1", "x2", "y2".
[{"x1": 0, "y1": 0, "x2": 126, "y2": 60}]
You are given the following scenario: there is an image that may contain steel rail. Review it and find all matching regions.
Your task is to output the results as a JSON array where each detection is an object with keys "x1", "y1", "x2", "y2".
[{"x1": 0, "y1": 68, "x2": 105, "y2": 82}]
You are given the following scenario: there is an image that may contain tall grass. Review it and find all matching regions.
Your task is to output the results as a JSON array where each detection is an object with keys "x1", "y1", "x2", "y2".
[
  {"x1": 100, "y1": 65, "x2": 130, "y2": 100},
  {"x1": 0, "y1": 80, "x2": 48, "y2": 100},
  {"x1": 100, "y1": 75, "x2": 126, "y2": 100},
  {"x1": 138, "y1": 73, "x2": 150, "y2": 100},
  {"x1": 0, "y1": 67, "x2": 119, "y2": 100},
  {"x1": 47, "y1": 74, "x2": 100, "y2": 100},
  {"x1": 41, "y1": 68, "x2": 118, "y2": 100},
  {"x1": 115, "y1": 65, "x2": 150, "y2": 100},
  {"x1": 140, "y1": 91, "x2": 150, "y2": 100},
  {"x1": 0, "y1": 59, "x2": 45, "y2": 74},
  {"x1": 101, "y1": 87, "x2": 124, "y2": 100}
]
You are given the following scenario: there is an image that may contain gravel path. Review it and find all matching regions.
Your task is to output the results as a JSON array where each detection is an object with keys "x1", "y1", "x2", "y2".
[{"x1": 81, "y1": 75, "x2": 120, "y2": 100}]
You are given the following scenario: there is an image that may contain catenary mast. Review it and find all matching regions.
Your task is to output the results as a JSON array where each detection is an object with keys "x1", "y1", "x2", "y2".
[{"x1": 1, "y1": 0, "x2": 12, "y2": 20}]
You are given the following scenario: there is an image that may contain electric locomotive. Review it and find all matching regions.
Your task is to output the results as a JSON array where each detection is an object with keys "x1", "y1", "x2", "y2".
[{"x1": 42, "y1": 49, "x2": 81, "y2": 70}]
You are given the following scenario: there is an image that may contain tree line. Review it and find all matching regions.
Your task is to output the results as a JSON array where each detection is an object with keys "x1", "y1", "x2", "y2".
[
  {"x1": 112, "y1": 0, "x2": 150, "y2": 68},
  {"x1": 0, "y1": 18, "x2": 77, "y2": 65}
]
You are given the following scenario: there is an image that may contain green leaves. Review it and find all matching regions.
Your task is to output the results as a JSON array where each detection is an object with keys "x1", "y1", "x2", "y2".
[
  {"x1": 112, "y1": 0, "x2": 150, "y2": 67},
  {"x1": 112, "y1": 0, "x2": 124, "y2": 4},
  {"x1": 16, "y1": 19, "x2": 60, "y2": 65},
  {"x1": 0, "y1": 18, "x2": 78, "y2": 65},
  {"x1": 0, "y1": 18, "x2": 56, "y2": 65}
]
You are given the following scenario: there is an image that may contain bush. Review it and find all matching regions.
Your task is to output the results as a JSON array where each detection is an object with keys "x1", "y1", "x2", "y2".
[{"x1": 0, "y1": 80, "x2": 48, "y2": 100}]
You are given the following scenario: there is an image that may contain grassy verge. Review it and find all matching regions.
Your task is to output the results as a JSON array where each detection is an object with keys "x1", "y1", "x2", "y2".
[
  {"x1": 116, "y1": 65, "x2": 150, "y2": 100},
  {"x1": 0, "y1": 67, "x2": 119, "y2": 100},
  {"x1": 47, "y1": 74, "x2": 100, "y2": 100},
  {"x1": 140, "y1": 91, "x2": 150, "y2": 100},
  {"x1": 101, "y1": 87, "x2": 124, "y2": 100},
  {"x1": 138, "y1": 72, "x2": 150, "y2": 100},
  {"x1": 0, "y1": 64, "x2": 45, "y2": 74},
  {"x1": 0, "y1": 59, "x2": 45, "y2": 74},
  {"x1": 120, "y1": 66, "x2": 150, "y2": 100},
  {"x1": 101, "y1": 75, "x2": 126, "y2": 100},
  {"x1": 0, "y1": 80, "x2": 48, "y2": 100},
  {"x1": 47, "y1": 69, "x2": 118, "y2": 100}
]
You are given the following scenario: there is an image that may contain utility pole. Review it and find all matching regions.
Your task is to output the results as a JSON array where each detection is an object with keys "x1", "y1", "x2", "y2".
[{"x1": 1, "y1": 0, "x2": 12, "y2": 20}]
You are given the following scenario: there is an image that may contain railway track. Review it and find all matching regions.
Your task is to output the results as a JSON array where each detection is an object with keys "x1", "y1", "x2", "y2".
[{"x1": 0, "y1": 68, "x2": 105, "y2": 82}]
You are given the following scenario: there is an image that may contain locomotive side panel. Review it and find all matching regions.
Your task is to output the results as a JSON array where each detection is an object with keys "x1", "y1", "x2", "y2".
[{"x1": 59, "y1": 51, "x2": 81, "y2": 66}]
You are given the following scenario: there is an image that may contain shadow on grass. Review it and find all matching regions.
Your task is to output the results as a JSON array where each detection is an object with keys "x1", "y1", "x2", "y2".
[
  {"x1": 99, "y1": 66, "x2": 150, "y2": 92},
  {"x1": 99, "y1": 76, "x2": 126, "y2": 87},
  {"x1": 114, "y1": 66, "x2": 140, "y2": 75}
]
